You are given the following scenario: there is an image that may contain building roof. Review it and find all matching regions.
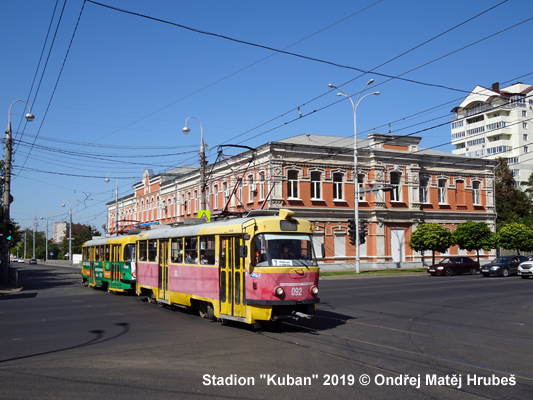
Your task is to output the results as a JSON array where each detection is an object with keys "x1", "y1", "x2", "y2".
[
  {"x1": 274, "y1": 133, "x2": 466, "y2": 160},
  {"x1": 453, "y1": 82, "x2": 533, "y2": 111}
]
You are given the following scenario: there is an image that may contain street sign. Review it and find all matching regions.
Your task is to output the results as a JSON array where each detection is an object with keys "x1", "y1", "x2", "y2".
[{"x1": 198, "y1": 210, "x2": 211, "y2": 222}]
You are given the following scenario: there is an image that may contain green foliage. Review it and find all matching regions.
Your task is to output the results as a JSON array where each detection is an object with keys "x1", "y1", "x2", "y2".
[
  {"x1": 520, "y1": 172, "x2": 533, "y2": 200},
  {"x1": 495, "y1": 158, "x2": 532, "y2": 227},
  {"x1": 9, "y1": 222, "x2": 100, "y2": 259},
  {"x1": 409, "y1": 223, "x2": 454, "y2": 265},
  {"x1": 495, "y1": 223, "x2": 533, "y2": 253},
  {"x1": 60, "y1": 223, "x2": 101, "y2": 257},
  {"x1": 453, "y1": 220, "x2": 493, "y2": 263}
]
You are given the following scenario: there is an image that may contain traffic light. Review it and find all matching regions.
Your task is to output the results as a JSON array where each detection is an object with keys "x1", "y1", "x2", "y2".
[
  {"x1": 347, "y1": 219, "x2": 356, "y2": 246},
  {"x1": 359, "y1": 219, "x2": 368, "y2": 244},
  {"x1": 6, "y1": 223, "x2": 13, "y2": 242}
]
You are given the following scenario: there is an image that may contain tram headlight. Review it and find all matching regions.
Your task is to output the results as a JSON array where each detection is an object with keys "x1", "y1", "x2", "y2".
[
  {"x1": 310, "y1": 285, "x2": 319, "y2": 295},
  {"x1": 274, "y1": 287, "x2": 284, "y2": 296}
]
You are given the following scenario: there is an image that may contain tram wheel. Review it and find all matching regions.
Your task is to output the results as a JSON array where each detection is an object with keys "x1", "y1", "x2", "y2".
[{"x1": 199, "y1": 304, "x2": 215, "y2": 320}]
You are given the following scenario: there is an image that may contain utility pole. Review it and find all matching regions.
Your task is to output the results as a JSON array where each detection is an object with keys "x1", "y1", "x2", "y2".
[{"x1": 2, "y1": 100, "x2": 34, "y2": 284}]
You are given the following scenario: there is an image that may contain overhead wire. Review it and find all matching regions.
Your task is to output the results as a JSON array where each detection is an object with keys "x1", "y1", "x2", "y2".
[
  {"x1": 14, "y1": 0, "x2": 88, "y2": 181},
  {"x1": 28, "y1": 0, "x2": 514, "y2": 172},
  {"x1": 12, "y1": 0, "x2": 62, "y2": 153},
  {"x1": 85, "y1": 0, "x2": 481, "y2": 95},
  {"x1": 13, "y1": 1, "x2": 530, "y2": 226}
]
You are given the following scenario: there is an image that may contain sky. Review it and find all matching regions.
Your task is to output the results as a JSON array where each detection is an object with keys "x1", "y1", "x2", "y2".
[{"x1": 2, "y1": 0, "x2": 532, "y2": 235}]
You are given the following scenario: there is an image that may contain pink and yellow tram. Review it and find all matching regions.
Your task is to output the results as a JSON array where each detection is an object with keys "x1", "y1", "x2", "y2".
[{"x1": 135, "y1": 209, "x2": 319, "y2": 325}]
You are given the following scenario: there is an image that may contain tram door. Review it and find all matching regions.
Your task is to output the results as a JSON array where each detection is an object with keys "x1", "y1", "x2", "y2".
[
  {"x1": 88, "y1": 247, "x2": 96, "y2": 286},
  {"x1": 219, "y1": 236, "x2": 245, "y2": 318},
  {"x1": 111, "y1": 244, "x2": 121, "y2": 288},
  {"x1": 158, "y1": 240, "x2": 169, "y2": 301}
]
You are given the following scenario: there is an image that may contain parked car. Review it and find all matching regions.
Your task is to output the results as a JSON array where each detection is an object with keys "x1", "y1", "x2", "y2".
[
  {"x1": 481, "y1": 255, "x2": 529, "y2": 277},
  {"x1": 427, "y1": 256, "x2": 480, "y2": 276},
  {"x1": 17, "y1": 258, "x2": 24, "y2": 263},
  {"x1": 29, "y1": 258, "x2": 37, "y2": 265},
  {"x1": 518, "y1": 256, "x2": 533, "y2": 279}
]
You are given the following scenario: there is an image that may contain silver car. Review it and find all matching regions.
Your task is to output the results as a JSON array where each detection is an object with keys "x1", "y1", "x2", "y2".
[{"x1": 518, "y1": 256, "x2": 533, "y2": 279}]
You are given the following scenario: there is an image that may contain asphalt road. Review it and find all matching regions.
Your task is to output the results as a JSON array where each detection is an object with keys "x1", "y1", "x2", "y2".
[{"x1": 1, "y1": 264, "x2": 532, "y2": 399}]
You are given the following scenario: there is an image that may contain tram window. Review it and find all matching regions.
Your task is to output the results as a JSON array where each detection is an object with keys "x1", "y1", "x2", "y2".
[
  {"x1": 199, "y1": 236, "x2": 215, "y2": 265},
  {"x1": 148, "y1": 240, "x2": 157, "y2": 262},
  {"x1": 252, "y1": 236, "x2": 268, "y2": 267},
  {"x1": 124, "y1": 244, "x2": 135, "y2": 262},
  {"x1": 104, "y1": 245, "x2": 110, "y2": 262},
  {"x1": 235, "y1": 273, "x2": 240, "y2": 305},
  {"x1": 112, "y1": 245, "x2": 119, "y2": 262},
  {"x1": 138, "y1": 241, "x2": 147, "y2": 261},
  {"x1": 220, "y1": 271, "x2": 226, "y2": 302},
  {"x1": 184, "y1": 237, "x2": 198, "y2": 264},
  {"x1": 171, "y1": 238, "x2": 183, "y2": 263}
]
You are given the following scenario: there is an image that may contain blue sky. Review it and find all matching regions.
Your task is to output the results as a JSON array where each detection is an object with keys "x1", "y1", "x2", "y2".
[{"x1": 2, "y1": 0, "x2": 532, "y2": 234}]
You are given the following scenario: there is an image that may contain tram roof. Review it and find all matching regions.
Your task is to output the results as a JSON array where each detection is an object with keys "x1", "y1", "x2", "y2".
[
  {"x1": 138, "y1": 209, "x2": 304, "y2": 240},
  {"x1": 138, "y1": 215, "x2": 259, "y2": 240}
]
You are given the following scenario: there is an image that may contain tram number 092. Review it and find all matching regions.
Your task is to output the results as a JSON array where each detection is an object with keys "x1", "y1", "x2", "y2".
[{"x1": 291, "y1": 287, "x2": 302, "y2": 296}]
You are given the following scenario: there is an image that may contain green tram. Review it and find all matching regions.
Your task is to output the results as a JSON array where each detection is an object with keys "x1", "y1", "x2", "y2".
[{"x1": 82, "y1": 235, "x2": 136, "y2": 293}]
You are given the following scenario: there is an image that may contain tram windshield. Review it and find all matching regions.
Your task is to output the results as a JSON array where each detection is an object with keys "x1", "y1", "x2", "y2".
[
  {"x1": 124, "y1": 244, "x2": 135, "y2": 262},
  {"x1": 252, "y1": 233, "x2": 318, "y2": 267}
]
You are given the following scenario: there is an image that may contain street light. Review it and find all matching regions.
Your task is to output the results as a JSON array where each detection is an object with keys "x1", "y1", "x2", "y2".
[
  {"x1": 61, "y1": 201, "x2": 72, "y2": 263},
  {"x1": 32, "y1": 219, "x2": 37, "y2": 259},
  {"x1": 41, "y1": 217, "x2": 49, "y2": 263},
  {"x1": 182, "y1": 116, "x2": 206, "y2": 213},
  {"x1": 105, "y1": 172, "x2": 119, "y2": 234},
  {"x1": 328, "y1": 80, "x2": 379, "y2": 273},
  {"x1": 2, "y1": 100, "x2": 35, "y2": 284}
]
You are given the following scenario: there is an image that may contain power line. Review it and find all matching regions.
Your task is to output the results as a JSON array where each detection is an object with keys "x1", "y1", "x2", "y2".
[
  {"x1": 86, "y1": 0, "x2": 473, "y2": 95},
  {"x1": 15, "y1": 0, "x2": 88, "y2": 181}
]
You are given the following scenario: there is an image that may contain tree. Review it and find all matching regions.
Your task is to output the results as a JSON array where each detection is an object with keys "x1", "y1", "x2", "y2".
[
  {"x1": 495, "y1": 223, "x2": 533, "y2": 254},
  {"x1": 60, "y1": 223, "x2": 101, "y2": 257},
  {"x1": 453, "y1": 220, "x2": 493, "y2": 264},
  {"x1": 495, "y1": 158, "x2": 532, "y2": 226},
  {"x1": 409, "y1": 223, "x2": 454, "y2": 265},
  {"x1": 520, "y1": 171, "x2": 533, "y2": 200}
]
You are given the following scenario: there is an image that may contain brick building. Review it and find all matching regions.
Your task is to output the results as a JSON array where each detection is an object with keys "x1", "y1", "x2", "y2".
[{"x1": 106, "y1": 133, "x2": 496, "y2": 268}]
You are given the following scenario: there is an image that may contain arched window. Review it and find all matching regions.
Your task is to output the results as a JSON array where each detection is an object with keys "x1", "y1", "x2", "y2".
[
  {"x1": 438, "y1": 179, "x2": 447, "y2": 204},
  {"x1": 419, "y1": 178, "x2": 429, "y2": 203},
  {"x1": 390, "y1": 172, "x2": 401, "y2": 202},
  {"x1": 213, "y1": 184, "x2": 219, "y2": 209},
  {"x1": 333, "y1": 172, "x2": 343, "y2": 200},
  {"x1": 247, "y1": 174, "x2": 255, "y2": 202},
  {"x1": 223, "y1": 182, "x2": 229, "y2": 202},
  {"x1": 472, "y1": 181, "x2": 481, "y2": 205},
  {"x1": 237, "y1": 176, "x2": 243, "y2": 204},
  {"x1": 311, "y1": 171, "x2": 321, "y2": 199},
  {"x1": 287, "y1": 170, "x2": 299, "y2": 199},
  {"x1": 259, "y1": 172, "x2": 266, "y2": 200}
]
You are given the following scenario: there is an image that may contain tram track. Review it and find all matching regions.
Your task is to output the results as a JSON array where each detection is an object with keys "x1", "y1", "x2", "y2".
[
  {"x1": 320, "y1": 312, "x2": 533, "y2": 359},
  {"x1": 257, "y1": 323, "x2": 495, "y2": 399},
  {"x1": 256, "y1": 312, "x2": 533, "y2": 397}
]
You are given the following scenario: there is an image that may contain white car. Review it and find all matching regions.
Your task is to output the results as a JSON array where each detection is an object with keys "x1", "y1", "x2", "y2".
[
  {"x1": 17, "y1": 258, "x2": 24, "y2": 263},
  {"x1": 518, "y1": 257, "x2": 533, "y2": 279}
]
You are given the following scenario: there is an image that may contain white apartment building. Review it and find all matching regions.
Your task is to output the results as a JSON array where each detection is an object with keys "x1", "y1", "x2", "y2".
[
  {"x1": 451, "y1": 82, "x2": 533, "y2": 184},
  {"x1": 53, "y1": 221, "x2": 67, "y2": 243}
]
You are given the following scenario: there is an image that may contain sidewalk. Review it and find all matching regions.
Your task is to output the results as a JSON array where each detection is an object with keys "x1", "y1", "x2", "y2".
[{"x1": 0, "y1": 282, "x2": 23, "y2": 295}]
